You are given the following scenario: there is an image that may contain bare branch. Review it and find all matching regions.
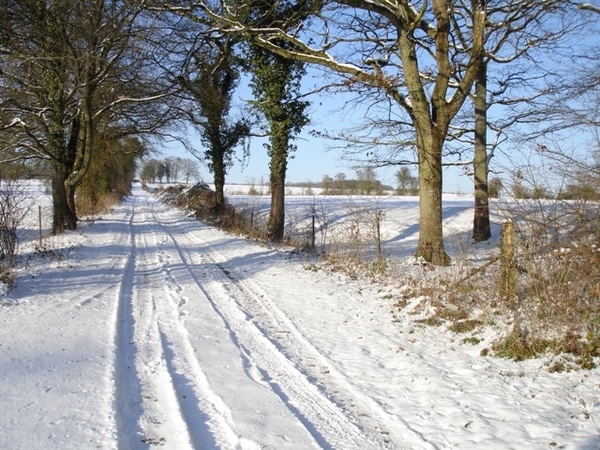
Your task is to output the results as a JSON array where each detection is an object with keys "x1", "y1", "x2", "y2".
[{"x1": 579, "y1": 3, "x2": 600, "y2": 14}]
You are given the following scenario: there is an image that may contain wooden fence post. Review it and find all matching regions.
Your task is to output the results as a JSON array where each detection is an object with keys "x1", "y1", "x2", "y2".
[
  {"x1": 375, "y1": 211, "x2": 383, "y2": 263},
  {"x1": 311, "y1": 213, "x2": 316, "y2": 251},
  {"x1": 39, "y1": 205, "x2": 43, "y2": 248}
]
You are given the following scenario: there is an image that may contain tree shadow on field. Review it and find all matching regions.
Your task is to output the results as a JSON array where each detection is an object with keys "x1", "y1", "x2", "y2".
[
  {"x1": 383, "y1": 204, "x2": 470, "y2": 247},
  {"x1": 385, "y1": 223, "x2": 420, "y2": 245},
  {"x1": 577, "y1": 434, "x2": 600, "y2": 450}
]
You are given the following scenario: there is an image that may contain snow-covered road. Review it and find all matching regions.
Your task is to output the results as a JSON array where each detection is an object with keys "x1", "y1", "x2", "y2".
[
  {"x1": 0, "y1": 185, "x2": 397, "y2": 449},
  {"x1": 113, "y1": 188, "x2": 394, "y2": 449},
  {"x1": 1, "y1": 184, "x2": 599, "y2": 450}
]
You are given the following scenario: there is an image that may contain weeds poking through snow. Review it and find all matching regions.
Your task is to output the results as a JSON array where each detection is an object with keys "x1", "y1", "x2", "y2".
[{"x1": 157, "y1": 184, "x2": 600, "y2": 370}]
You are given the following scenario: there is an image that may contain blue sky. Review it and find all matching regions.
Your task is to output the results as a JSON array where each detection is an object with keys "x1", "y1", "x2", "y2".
[
  {"x1": 157, "y1": 3, "x2": 600, "y2": 196},
  {"x1": 160, "y1": 72, "x2": 475, "y2": 193}
]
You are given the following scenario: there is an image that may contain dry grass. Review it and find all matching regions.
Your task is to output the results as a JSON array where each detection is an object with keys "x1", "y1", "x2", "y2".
[
  {"x1": 156, "y1": 185, "x2": 600, "y2": 370},
  {"x1": 76, "y1": 192, "x2": 123, "y2": 216},
  {"x1": 444, "y1": 200, "x2": 600, "y2": 369}
]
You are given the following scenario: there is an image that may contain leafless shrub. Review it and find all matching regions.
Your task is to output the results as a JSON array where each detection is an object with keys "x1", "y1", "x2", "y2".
[
  {"x1": 76, "y1": 191, "x2": 123, "y2": 215},
  {"x1": 477, "y1": 190, "x2": 600, "y2": 365},
  {"x1": 0, "y1": 179, "x2": 30, "y2": 268},
  {"x1": 311, "y1": 197, "x2": 391, "y2": 277}
]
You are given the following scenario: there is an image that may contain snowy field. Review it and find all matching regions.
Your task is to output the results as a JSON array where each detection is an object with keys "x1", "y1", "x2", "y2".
[
  {"x1": 0, "y1": 181, "x2": 599, "y2": 449},
  {"x1": 223, "y1": 190, "x2": 486, "y2": 261}
]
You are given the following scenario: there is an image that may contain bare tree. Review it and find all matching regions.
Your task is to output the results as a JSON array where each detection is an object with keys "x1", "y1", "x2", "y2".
[
  {"x1": 355, "y1": 167, "x2": 382, "y2": 195},
  {"x1": 190, "y1": 0, "x2": 487, "y2": 264},
  {"x1": 176, "y1": 36, "x2": 250, "y2": 212},
  {"x1": 311, "y1": 1, "x2": 576, "y2": 244},
  {"x1": 141, "y1": 159, "x2": 162, "y2": 184},
  {"x1": 180, "y1": 158, "x2": 201, "y2": 184},
  {"x1": 395, "y1": 167, "x2": 418, "y2": 195},
  {"x1": 468, "y1": 1, "x2": 578, "y2": 242},
  {"x1": 533, "y1": 4, "x2": 600, "y2": 133},
  {"x1": 0, "y1": 1, "x2": 173, "y2": 233}
]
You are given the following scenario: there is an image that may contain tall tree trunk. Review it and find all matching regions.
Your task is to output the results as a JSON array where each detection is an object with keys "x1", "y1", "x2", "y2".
[
  {"x1": 66, "y1": 183, "x2": 77, "y2": 223},
  {"x1": 65, "y1": 80, "x2": 95, "y2": 216},
  {"x1": 415, "y1": 130, "x2": 451, "y2": 265},
  {"x1": 50, "y1": 116, "x2": 78, "y2": 234},
  {"x1": 472, "y1": 60, "x2": 491, "y2": 243},
  {"x1": 213, "y1": 155, "x2": 226, "y2": 213},
  {"x1": 267, "y1": 131, "x2": 287, "y2": 241},
  {"x1": 268, "y1": 180, "x2": 285, "y2": 241},
  {"x1": 52, "y1": 165, "x2": 77, "y2": 234}
]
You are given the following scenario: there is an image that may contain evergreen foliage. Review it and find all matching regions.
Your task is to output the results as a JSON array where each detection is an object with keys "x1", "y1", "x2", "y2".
[{"x1": 244, "y1": 0, "x2": 311, "y2": 241}]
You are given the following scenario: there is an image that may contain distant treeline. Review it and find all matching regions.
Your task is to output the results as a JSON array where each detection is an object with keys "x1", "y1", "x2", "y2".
[
  {"x1": 287, "y1": 179, "x2": 394, "y2": 195},
  {"x1": 289, "y1": 168, "x2": 416, "y2": 196}
]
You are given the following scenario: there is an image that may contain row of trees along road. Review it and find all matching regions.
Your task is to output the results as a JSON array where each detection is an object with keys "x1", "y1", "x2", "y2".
[
  {"x1": 158, "y1": 1, "x2": 311, "y2": 240},
  {"x1": 1, "y1": 1, "x2": 599, "y2": 264},
  {"x1": 164, "y1": 0, "x2": 598, "y2": 265},
  {"x1": 0, "y1": 1, "x2": 179, "y2": 233}
]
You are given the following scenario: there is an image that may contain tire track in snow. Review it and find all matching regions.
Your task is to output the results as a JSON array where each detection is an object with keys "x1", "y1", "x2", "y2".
[
  {"x1": 113, "y1": 196, "x2": 147, "y2": 449},
  {"x1": 145, "y1": 196, "x2": 395, "y2": 449},
  {"x1": 112, "y1": 193, "x2": 241, "y2": 449},
  {"x1": 210, "y1": 256, "x2": 428, "y2": 448},
  {"x1": 132, "y1": 216, "x2": 209, "y2": 449}
]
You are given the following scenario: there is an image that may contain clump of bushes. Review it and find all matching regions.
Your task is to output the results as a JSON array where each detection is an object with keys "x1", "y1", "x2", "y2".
[
  {"x1": 156, "y1": 183, "x2": 268, "y2": 239},
  {"x1": 158, "y1": 183, "x2": 214, "y2": 215},
  {"x1": 385, "y1": 198, "x2": 600, "y2": 371}
]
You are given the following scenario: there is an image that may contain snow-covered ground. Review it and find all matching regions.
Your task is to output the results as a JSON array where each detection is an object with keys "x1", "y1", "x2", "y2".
[{"x1": 0, "y1": 182, "x2": 599, "y2": 449}]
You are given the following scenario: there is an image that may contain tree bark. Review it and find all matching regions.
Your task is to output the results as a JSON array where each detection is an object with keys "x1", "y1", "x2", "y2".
[
  {"x1": 267, "y1": 129, "x2": 288, "y2": 241},
  {"x1": 415, "y1": 129, "x2": 451, "y2": 265},
  {"x1": 52, "y1": 165, "x2": 77, "y2": 234},
  {"x1": 65, "y1": 71, "x2": 95, "y2": 211},
  {"x1": 472, "y1": 60, "x2": 491, "y2": 243},
  {"x1": 49, "y1": 114, "x2": 78, "y2": 234},
  {"x1": 268, "y1": 181, "x2": 285, "y2": 241},
  {"x1": 213, "y1": 155, "x2": 226, "y2": 213}
]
